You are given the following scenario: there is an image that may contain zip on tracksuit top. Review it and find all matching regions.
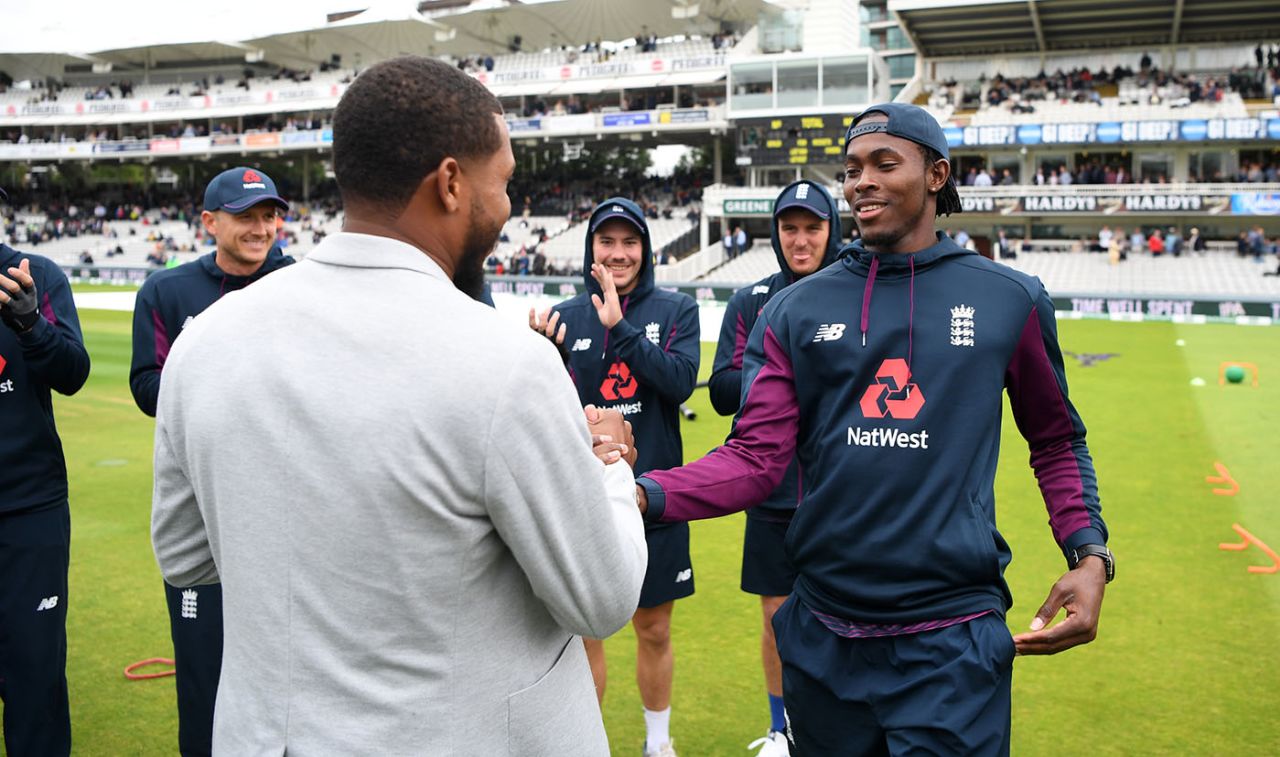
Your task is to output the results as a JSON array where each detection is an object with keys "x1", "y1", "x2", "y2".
[
  {"x1": 552, "y1": 198, "x2": 700, "y2": 522},
  {"x1": 708, "y1": 180, "x2": 844, "y2": 521},
  {"x1": 0, "y1": 244, "x2": 91, "y2": 515},
  {"x1": 130, "y1": 248, "x2": 294, "y2": 417},
  {"x1": 640, "y1": 233, "x2": 1106, "y2": 624}
]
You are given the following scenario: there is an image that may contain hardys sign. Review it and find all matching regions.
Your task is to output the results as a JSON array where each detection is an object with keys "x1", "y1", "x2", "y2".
[{"x1": 959, "y1": 192, "x2": 1234, "y2": 215}]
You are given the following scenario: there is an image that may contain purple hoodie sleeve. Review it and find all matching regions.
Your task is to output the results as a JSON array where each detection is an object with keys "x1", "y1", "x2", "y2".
[
  {"x1": 640, "y1": 315, "x2": 800, "y2": 523},
  {"x1": 1005, "y1": 286, "x2": 1107, "y2": 557},
  {"x1": 15, "y1": 262, "x2": 90, "y2": 396},
  {"x1": 707, "y1": 288, "x2": 751, "y2": 416}
]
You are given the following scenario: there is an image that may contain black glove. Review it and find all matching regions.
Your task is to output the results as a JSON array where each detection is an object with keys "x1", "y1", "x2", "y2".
[{"x1": 0, "y1": 270, "x2": 40, "y2": 334}]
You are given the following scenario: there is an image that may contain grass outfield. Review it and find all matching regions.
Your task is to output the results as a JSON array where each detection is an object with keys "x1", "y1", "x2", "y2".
[{"x1": 25, "y1": 309, "x2": 1280, "y2": 754}]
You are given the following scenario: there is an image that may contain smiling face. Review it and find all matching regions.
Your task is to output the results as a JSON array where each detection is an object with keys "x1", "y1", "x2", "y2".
[
  {"x1": 592, "y1": 218, "x2": 645, "y2": 294},
  {"x1": 202, "y1": 202, "x2": 281, "y2": 276},
  {"x1": 842, "y1": 115, "x2": 950, "y2": 254},
  {"x1": 776, "y1": 207, "x2": 829, "y2": 277}
]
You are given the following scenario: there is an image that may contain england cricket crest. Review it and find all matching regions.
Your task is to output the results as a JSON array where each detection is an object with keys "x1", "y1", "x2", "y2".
[{"x1": 949, "y1": 304, "x2": 975, "y2": 347}]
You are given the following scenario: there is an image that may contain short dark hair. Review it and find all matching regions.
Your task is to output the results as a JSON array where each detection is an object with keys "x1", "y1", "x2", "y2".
[
  {"x1": 917, "y1": 144, "x2": 962, "y2": 216},
  {"x1": 333, "y1": 56, "x2": 504, "y2": 214}
]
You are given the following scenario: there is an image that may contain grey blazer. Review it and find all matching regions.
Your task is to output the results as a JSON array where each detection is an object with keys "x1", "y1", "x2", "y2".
[{"x1": 152, "y1": 233, "x2": 646, "y2": 755}]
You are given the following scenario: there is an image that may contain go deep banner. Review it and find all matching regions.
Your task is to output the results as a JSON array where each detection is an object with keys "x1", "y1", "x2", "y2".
[{"x1": 945, "y1": 117, "x2": 1280, "y2": 147}]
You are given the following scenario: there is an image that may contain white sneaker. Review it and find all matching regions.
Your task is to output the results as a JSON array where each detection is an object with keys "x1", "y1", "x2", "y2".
[
  {"x1": 747, "y1": 730, "x2": 790, "y2": 757},
  {"x1": 644, "y1": 740, "x2": 677, "y2": 757}
]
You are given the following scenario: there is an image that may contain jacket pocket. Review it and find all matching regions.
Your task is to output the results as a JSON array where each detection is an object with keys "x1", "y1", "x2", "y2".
[{"x1": 507, "y1": 637, "x2": 609, "y2": 756}]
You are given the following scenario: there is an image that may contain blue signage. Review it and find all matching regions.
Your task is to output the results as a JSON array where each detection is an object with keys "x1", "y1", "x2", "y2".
[
  {"x1": 603, "y1": 112, "x2": 652, "y2": 128},
  {"x1": 952, "y1": 117, "x2": 1277, "y2": 147}
]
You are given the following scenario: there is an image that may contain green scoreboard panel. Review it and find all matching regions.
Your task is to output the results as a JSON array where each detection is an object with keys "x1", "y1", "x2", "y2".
[{"x1": 736, "y1": 114, "x2": 853, "y2": 166}]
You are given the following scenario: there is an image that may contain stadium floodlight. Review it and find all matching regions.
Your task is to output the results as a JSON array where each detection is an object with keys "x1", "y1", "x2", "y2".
[{"x1": 91, "y1": 62, "x2": 113, "y2": 74}]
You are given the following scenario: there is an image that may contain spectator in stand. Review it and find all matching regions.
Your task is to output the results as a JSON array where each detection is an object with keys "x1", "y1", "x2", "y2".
[
  {"x1": 1131, "y1": 228, "x2": 1146, "y2": 255},
  {"x1": 1167, "y1": 227, "x2": 1183, "y2": 257},
  {"x1": 1034, "y1": 167, "x2": 1047, "y2": 185},
  {"x1": 973, "y1": 168, "x2": 993, "y2": 187},
  {"x1": 734, "y1": 225, "x2": 748, "y2": 257},
  {"x1": 1148, "y1": 228, "x2": 1165, "y2": 256},
  {"x1": 1058, "y1": 165, "x2": 1073, "y2": 186},
  {"x1": 999, "y1": 168, "x2": 1015, "y2": 186},
  {"x1": 954, "y1": 229, "x2": 971, "y2": 247},
  {"x1": 723, "y1": 229, "x2": 736, "y2": 260},
  {"x1": 1097, "y1": 225, "x2": 1113, "y2": 251},
  {"x1": 1187, "y1": 227, "x2": 1207, "y2": 254}
]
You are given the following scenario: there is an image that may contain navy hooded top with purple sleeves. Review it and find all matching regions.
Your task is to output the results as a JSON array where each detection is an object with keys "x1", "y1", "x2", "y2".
[
  {"x1": 639, "y1": 232, "x2": 1106, "y2": 624},
  {"x1": 552, "y1": 198, "x2": 701, "y2": 528}
]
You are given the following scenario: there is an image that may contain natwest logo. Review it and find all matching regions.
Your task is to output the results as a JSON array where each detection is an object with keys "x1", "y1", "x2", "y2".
[
  {"x1": 600, "y1": 361, "x2": 638, "y2": 401},
  {"x1": 0, "y1": 354, "x2": 14, "y2": 394},
  {"x1": 858, "y1": 358, "x2": 924, "y2": 420}
]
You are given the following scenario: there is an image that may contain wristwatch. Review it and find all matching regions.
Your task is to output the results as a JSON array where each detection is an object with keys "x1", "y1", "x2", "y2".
[{"x1": 1068, "y1": 544, "x2": 1115, "y2": 583}]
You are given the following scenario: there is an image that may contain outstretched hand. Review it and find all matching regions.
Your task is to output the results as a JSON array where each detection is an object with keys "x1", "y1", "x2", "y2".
[
  {"x1": 1012, "y1": 557, "x2": 1106, "y2": 655},
  {"x1": 589, "y1": 263, "x2": 623, "y2": 329}
]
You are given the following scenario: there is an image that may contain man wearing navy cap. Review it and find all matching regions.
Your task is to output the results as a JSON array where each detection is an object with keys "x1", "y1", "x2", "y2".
[
  {"x1": 0, "y1": 184, "x2": 91, "y2": 757},
  {"x1": 708, "y1": 179, "x2": 844, "y2": 757},
  {"x1": 634, "y1": 103, "x2": 1112, "y2": 754},
  {"x1": 132, "y1": 166, "x2": 293, "y2": 756},
  {"x1": 530, "y1": 198, "x2": 700, "y2": 757}
]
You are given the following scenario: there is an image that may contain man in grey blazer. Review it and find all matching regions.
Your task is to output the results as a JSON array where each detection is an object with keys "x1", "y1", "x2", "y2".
[{"x1": 151, "y1": 56, "x2": 646, "y2": 755}]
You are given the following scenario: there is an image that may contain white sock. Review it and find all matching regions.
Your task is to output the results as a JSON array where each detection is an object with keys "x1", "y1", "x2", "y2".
[{"x1": 643, "y1": 707, "x2": 671, "y2": 752}]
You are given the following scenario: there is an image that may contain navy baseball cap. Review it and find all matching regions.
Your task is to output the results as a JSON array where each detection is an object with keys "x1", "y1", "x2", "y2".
[
  {"x1": 845, "y1": 102, "x2": 951, "y2": 161},
  {"x1": 203, "y1": 167, "x2": 288, "y2": 213},
  {"x1": 773, "y1": 181, "x2": 830, "y2": 220},
  {"x1": 589, "y1": 201, "x2": 647, "y2": 235},
  {"x1": 845, "y1": 102, "x2": 961, "y2": 216}
]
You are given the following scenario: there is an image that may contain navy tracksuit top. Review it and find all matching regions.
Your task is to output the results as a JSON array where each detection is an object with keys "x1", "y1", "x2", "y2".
[
  {"x1": 130, "y1": 248, "x2": 293, "y2": 417},
  {"x1": 708, "y1": 180, "x2": 845, "y2": 519},
  {"x1": 0, "y1": 245, "x2": 91, "y2": 515},
  {"x1": 641, "y1": 233, "x2": 1107, "y2": 624},
  {"x1": 552, "y1": 198, "x2": 701, "y2": 490}
]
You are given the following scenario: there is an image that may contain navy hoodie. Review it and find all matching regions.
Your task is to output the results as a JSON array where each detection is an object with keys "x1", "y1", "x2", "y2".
[
  {"x1": 131, "y1": 247, "x2": 293, "y2": 416},
  {"x1": 0, "y1": 245, "x2": 91, "y2": 515},
  {"x1": 708, "y1": 180, "x2": 843, "y2": 519},
  {"x1": 640, "y1": 233, "x2": 1106, "y2": 624},
  {"x1": 552, "y1": 198, "x2": 700, "y2": 516}
]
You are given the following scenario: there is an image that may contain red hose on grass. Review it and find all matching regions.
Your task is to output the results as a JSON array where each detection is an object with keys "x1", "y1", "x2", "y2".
[{"x1": 124, "y1": 658, "x2": 176, "y2": 680}]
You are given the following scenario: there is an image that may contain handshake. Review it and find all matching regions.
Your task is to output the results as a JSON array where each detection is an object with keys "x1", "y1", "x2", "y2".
[{"x1": 584, "y1": 405, "x2": 637, "y2": 468}]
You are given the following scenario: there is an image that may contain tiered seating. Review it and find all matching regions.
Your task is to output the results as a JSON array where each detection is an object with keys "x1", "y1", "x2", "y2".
[
  {"x1": 1003, "y1": 251, "x2": 1280, "y2": 298},
  {"x1": 968, "y1": 92, "x2": 1247, "y2": 125},
  {"x1": 699, "y1": 246, "x2": 777, "y2": 285}
]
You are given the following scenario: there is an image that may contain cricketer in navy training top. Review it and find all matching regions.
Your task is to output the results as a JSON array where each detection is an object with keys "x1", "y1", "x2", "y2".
[{"x1": 637, "y1": 102, "x2": 1113, "y2": 756}]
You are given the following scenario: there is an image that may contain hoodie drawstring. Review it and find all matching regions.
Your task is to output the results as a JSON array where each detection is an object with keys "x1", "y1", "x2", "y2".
[
  {"x1": 907, "y1": 255, "x2": 916, "y2": 384},
  {"x1": 859, "y1": 254, "x2": 917, "y2": 389},
  {"x1": 860, "y1": 255, "x2": 879, "y2": 347}
]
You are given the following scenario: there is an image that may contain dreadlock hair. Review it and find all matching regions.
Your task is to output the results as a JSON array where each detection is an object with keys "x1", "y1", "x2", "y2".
[
  {"x1": 333, "y1": 56, "x2": 504, "y2": 216},
  {"x1": 918, "y1": 143, "x2": 963, "y2": 217}
]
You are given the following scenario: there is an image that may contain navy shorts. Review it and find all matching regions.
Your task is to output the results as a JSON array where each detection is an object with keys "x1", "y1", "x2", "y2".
[
  {"x1": 740, "y1": 513, "x2": 798, "y2": 597},
  {"x1": 774, "y1": 596, "x2": 1013, "y2": 756},
  {"x1": 164, "y1": 581, "x2": 224, "y2": 757},
  {"x1": 638, "y1": 522, "x2": 694, "y2": 608}
]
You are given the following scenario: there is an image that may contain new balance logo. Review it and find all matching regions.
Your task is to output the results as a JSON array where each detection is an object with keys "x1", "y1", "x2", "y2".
[
  {"x1": 181, "y1": 589, "x2": 198, "y2": 619},
  {"x1": 813, "y1": 323, "x2": 846, "y2": 342},
  {"x1": 675, "y1": 569, "x2": 692, "y2": 583},
  {"x1": 571, "y1": 338, "x2": 592, "y2": 352},
  {"x1": 751, "y1": 285, "x2": 770, "y2": 295},
  {"x1": 36, "y1": 596, "x2": 59, "y2": 612}
]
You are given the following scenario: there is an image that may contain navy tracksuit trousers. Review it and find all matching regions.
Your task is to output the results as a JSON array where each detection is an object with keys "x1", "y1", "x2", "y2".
[
  {"x1": 773, "y1": 595, "x2": 1014, "y2": 756},
  {"x1": 0, "y1": 505, "x2": 71, "y2": 757},
  {"x1": 164, "y1": 581, "x2": 224, "y2": 757}
]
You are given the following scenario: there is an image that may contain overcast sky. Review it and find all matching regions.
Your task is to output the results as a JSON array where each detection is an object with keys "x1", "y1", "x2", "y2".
[{"x1": 0, "y1": 0, "x2": 561, "y2": 53}]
